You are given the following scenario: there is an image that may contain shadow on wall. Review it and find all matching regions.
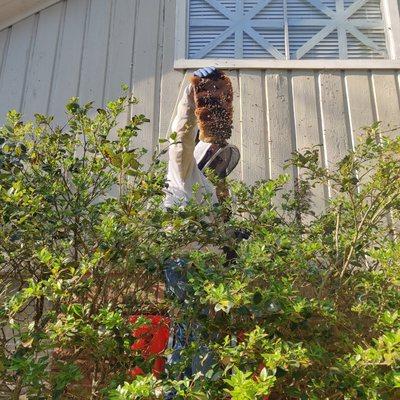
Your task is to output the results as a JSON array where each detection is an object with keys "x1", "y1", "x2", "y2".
[{"x1": 0, "y1": 0, "x2": 183, "y2": 145}]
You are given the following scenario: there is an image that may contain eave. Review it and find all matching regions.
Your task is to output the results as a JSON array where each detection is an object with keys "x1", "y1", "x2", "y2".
[{"x1": 0, "y1": 0, "x2": 61, "y2": 31}]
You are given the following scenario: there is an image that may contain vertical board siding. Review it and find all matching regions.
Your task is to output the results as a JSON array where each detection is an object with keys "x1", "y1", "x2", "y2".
[
  {"x1": 319, "y1": 72, "x2": 351, "y2": 166},
  {"x1": 265, "y1": 70, "x2": 296, "y2": 208},
  {"x1": 48, "y1": 0, "x2": 89, "y2": 122},
  {"x1": 371, "y1": 71, "x2": 400, "y2": 136},
  {"x1": 225, "y1": 69, "x2": 242, "y2": 181},
  {"x1": 240, "y1": 70, "x2": 269, "y2": 184},
  {"x1": 0, "y1": 0, "x2": 399, "y2": 203},
  {"x1": 22, "y1": 2, "x2": 64, "y2": 119},
  {"x1": 104, "y1": 0, "x2": 138, "y2": 133},
  {"x1": 265, "y1": 71, "x2": 295, "y2": 182},
  {"x1": 78, "y1": 0, "x2": 113, "y2": 106},
  {"x1": 344, "y1": 71, "x2": 376, "y2": 146},
  {"x1": 130, "y1": 0, "x2": 162, "y2": 165},
  {"x1": 0, "y1": 15, "x2": 36, "y2": 118},
  {"x1": 0, "y1": 28, "x2": 10, "y2": 76},
  {"x1": 104, "y1": 0, "x2": 137, "y2": 104},
  {"x1": 159, "y1": 0, "x2": 185, "y2": 141},
  {"x1": 292, "y1": 71, "x2": 327, "y2": 213}
]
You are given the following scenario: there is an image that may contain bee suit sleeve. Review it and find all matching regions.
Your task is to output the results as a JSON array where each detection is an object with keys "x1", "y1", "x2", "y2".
[{"x1": 164, "y1": 84, "x2": 217, "y2": 209}]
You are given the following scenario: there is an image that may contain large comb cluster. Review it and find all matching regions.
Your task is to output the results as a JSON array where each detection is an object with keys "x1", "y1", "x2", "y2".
[{"x1": 190, "y1": 70, "x2": 233, "y2": 144}]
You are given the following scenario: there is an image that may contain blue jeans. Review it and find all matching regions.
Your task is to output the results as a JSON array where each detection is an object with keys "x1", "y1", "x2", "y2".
[
  {"x1": 164, "y1": 258, "x2": 188, "y2": 303},
  {"x1": 164, "y1": 259, "x2": 215, "y2": 398}
]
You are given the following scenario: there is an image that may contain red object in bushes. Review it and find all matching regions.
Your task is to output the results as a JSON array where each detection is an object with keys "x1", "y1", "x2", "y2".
[
  {"x1": 130, "y1": 314, "x2": 170, "y2": 357},
  {"x1": 130, "y1": 337, "x2": 148, "y2": 351},
  {"x1": 129, "y1": 314, "x2": 171, "y2": 378},
  {"x1": 152, "y1": 357, "x2": 166, "y2": 378},
  {"x1": 128, "y1": 366, "x2": 144, "y2": 378}
]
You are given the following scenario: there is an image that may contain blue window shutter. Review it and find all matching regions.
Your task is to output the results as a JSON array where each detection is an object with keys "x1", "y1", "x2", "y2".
[
  {"x1": 188, "y1": 0, "x2": 285, "y2": 59},
  {"x1": 187, "y1": 0, "x2": 388, "y2": 59},
  {"x1": 287, "y1": 0, "x2": 387, "y2": 59}
]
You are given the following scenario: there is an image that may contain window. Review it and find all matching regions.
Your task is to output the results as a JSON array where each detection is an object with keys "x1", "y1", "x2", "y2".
[{"x1": 174, "y1": 0, "x2": 400, "y2": 68}]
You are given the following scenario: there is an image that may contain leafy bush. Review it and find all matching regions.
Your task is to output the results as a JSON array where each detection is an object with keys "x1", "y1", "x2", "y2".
[{"x1": 0, "y1": 94, "x2": 399, "y2": 399}]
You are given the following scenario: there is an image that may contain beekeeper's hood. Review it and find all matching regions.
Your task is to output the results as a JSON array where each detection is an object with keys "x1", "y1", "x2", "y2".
[{"x1": 194, "y1": 141, "x2": 240, "y2": 179}]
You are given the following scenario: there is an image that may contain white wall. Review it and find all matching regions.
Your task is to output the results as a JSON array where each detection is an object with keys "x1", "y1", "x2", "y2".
[{"x1": 0, "y1": 0, "x2": 399, "y2": 208}]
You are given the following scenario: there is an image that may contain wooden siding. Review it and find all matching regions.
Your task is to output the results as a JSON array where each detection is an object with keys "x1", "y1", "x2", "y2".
[{"x1": 0, "y1": 0, "x2": 399, "y2": 204}]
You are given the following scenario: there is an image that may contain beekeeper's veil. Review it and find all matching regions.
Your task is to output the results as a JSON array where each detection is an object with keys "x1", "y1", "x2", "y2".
[
  {"x1": 164, "y1": 140, "x2": 240, "y2": 209},
  {"x1": 194, "y1": 141, "x2": 240, "y2": 179}
]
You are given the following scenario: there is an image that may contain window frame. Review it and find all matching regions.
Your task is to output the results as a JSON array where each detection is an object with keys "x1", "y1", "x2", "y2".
[{"x1": 174, "y1": 0, "x2": 400, "y2": 69}]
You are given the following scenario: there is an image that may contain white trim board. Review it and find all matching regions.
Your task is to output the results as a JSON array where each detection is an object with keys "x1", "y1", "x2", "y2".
[
  {"x1": 175, "y1": 58, "x2": 400, "y2": 69},
  {"x1": 0, "y1": 0, "x2": 61, "y2": 31},
  {"x1": 382, "y1": 0, "x2": 400, "y2": 59}
]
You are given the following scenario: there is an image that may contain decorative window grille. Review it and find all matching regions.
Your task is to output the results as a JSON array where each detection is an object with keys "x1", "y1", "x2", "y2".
[{"x1": 187, "y1": 0, "x2": 390, "y2": 59}]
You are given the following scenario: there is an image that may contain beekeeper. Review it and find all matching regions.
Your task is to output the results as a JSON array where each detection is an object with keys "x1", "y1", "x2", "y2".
[
  {"x1": 163, "y1": 66, "x2": 240, "y2": 299},
  {"x1": 163, "y1": 68, "x2": 240, "y2": 391},
  {"x1": 164, "y1": 67, "x2": 239, "y2": 209}
]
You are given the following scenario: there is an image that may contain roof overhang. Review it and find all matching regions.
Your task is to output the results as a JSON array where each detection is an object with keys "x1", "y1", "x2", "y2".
[{"x1": 0, "y1": 0, "x2": 60, "y2": 31}]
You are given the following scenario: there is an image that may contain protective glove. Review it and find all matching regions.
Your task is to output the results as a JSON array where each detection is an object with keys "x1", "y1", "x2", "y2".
[{"x1": 193, "y1": 66, "x2": 217, "y2": 78}]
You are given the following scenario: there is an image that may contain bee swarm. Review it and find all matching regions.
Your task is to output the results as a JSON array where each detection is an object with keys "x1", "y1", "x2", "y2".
[{"x1": 190, "y1": 70, "x2": 233, "y2": 145}]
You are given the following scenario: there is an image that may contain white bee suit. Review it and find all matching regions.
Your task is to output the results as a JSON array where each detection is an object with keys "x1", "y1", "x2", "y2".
[{"x1": 164, "y1": 84, "x2": 218, "y2": 208}]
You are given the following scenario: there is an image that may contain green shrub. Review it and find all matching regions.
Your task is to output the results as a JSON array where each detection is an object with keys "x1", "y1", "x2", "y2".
[{"x1": 0, "y1": 94, "x2": 399, "y2": 399}]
